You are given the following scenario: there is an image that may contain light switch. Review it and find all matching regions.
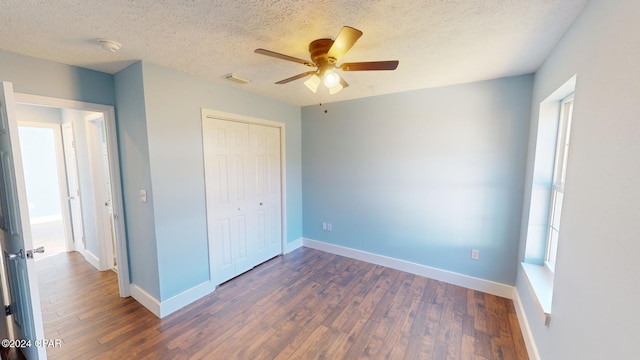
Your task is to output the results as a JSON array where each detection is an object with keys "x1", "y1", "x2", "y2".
[{"x1": 140, "y1": 189, "x2": 147, "y2": 202}]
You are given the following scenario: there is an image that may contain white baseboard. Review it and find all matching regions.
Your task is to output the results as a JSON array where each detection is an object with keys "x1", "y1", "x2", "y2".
[
  {"x1": 130, "y1": 284, "x2": 161, "y2": 317},
  {"x1": 128, "y1": 238, "x2": 302, "y2": 319},
  {"x1": 284, "y1": 237, "x2": 303, "y2": 254},
  {"x1": 130, "y1": 281, "x2": 216, "y2": 319},
  {"x1": 131, "y1": 238, "x2": 518, "y2": 324},
  {"x1": 79, "y1": 248, "x2": 100, "y2": 271},
  {"x1": 512, "y1": 288, "x2": 541, "y2": 360},
  {"x1": 159, "y1": 280, "x2": 215, "y2": 318},
  {"x1": 302, "y1": 238, "x2": 514, "y2": 299}
]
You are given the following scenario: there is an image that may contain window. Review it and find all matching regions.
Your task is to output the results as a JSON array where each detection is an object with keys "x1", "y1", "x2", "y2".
[
  {"x1": 521, "y1": 75, "x2": 576, "y2": 324},
  {"x1": 545, "y1": 95, "x2": 574, "y2": 271}
]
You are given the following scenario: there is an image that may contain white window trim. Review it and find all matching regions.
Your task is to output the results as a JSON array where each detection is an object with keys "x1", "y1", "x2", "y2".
[
  {"x1": 544, "y1": 95, "x2": 574, "y2": 272},
  {"x1": 521, "y1": 262, "x2": 553, "y2": 325}
]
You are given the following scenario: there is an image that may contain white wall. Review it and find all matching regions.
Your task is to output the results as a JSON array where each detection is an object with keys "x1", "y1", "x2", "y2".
[
  {"x1": 516, "y1": 1, "x2": 640, "y2": 359},
  {"x1": 17, "y1": 127, "x2": 62, "y2": 220},
  {"x1": 15, "y1": 105, "x2": 63, "y2": 220}
]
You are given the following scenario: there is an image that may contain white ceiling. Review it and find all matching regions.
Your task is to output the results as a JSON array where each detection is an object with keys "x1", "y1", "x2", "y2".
[{"x1": 0, "y1": 0, "x2": 587, "y2": 106}]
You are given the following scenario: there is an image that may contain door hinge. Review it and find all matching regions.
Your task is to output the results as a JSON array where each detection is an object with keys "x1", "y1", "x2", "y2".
[{"x1": 5, "y1": 305, "x2": 11, "y2": 316}]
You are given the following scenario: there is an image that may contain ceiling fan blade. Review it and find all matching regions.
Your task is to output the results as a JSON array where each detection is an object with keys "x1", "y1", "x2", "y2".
[
  {"x1": 339, "y1": 60, "x2": 399, "y2": 71},
  {"x1": 327, "y1": 26, "x2": 363, "y2": 62},
  {"x1": 255, "y1": 48, "x2": 315, "y2": 67},
  {"x1": 275, "y1": 71, "x2": 317, "y2": 84}
]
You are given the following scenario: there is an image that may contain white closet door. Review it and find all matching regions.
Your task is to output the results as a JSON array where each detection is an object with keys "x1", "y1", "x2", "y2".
[
  {"x1": 247, "y1": 124, "x2": 281, "y2": 265},
  {"x1": 203, "y1": 119, "x2": 250, "y2": 285},
  {"x1": 203, "y1": 118, "x2": 281, "y2": 285}
]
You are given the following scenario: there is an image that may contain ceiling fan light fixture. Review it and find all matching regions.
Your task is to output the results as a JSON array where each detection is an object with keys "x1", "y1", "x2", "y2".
[
  {"x1": 329, "y1": 77, "x2": 349, "y2": 95},
  {"x1": 328, "y1": 83, "x2": 343, "y2": 95},
  {"x1": 255, "y1": 26, "x2": 399, "y2": 96},
  {"x1": 304, "y1": 74, "x2": 321, "y2": 93},
  {"x1": 322, "y1": 69, "x2": 340, "y2": 88}
]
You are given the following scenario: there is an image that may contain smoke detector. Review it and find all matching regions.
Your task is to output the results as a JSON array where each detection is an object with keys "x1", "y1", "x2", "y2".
[{"x1": 98, "y1": 39, "x2": 121, "y2": 53}]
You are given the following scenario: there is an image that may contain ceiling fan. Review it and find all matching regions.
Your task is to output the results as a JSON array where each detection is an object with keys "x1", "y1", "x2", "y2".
[{"x1": 255, "y1": 26, "x2": 399, "y2": 95}]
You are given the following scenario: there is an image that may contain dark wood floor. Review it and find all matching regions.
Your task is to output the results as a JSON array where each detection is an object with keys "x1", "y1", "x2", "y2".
[{"x1": 37, "y1": 248, "x2": 528, "y2": 359}]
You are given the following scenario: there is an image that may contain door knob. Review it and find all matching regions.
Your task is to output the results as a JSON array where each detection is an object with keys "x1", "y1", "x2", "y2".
[{"x1": 26, "y1": 247, "x2": 45, "y2": 259}]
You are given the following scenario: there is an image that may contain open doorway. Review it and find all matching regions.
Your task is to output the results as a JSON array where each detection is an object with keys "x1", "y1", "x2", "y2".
[
  {"x1": 14, "y1": 103, "x2": 121, "y2": 273},
  {"x1": 0, "y1": 83, "x2": 130, "y2": 359},
  {"x1": 15, "y1": 94, "x2": 130, "y2": 297}
]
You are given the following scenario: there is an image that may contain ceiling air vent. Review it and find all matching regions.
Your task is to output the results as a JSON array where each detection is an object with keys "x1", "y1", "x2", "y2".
[{"x1": 222, "y1": 73, "x2": 250, "y2": 85}]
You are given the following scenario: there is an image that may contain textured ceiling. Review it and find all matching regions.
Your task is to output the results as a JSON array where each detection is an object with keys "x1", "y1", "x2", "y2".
[{"x1": 0, "y1": 0, "x2": 587, "y2": 106}]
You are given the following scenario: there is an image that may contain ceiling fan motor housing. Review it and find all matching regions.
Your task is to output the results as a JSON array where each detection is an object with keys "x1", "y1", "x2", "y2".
[{"x1": 309, "y1": 39, "x2": 336, "y2": 66}]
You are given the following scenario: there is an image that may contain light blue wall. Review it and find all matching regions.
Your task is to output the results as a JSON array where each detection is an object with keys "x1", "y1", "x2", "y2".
[
  {"x1": 114, "y1": 62, "x2": 160, "y2": 299},
  {"x1": 15, "y1": 104, "x2": 62, "y2": 125},
  {"x1": 516, "y1": 1, "x2": 640, "y2": 359},
  {"x1": 139, "y1": 62, "x2": 302, "y2": 301},
  {"x1": 302, "y1": 75, "x2": 533, "y2": 285},
  {"x1": 0, "y1": 50, "x2": 115, "y2": 105}
]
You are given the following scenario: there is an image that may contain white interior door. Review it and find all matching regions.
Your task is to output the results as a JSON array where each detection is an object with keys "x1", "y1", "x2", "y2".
[
  {"x1": 203, "y1": 119, "x2": 250, "y2": 284},
  {"x1": 247, "y1": 124, "x2": 281, "y2": 265},
  {"x1": 203, "y1": 117, "x2": 282, "y2": 286},
  {"x1": 0, "y1": 81, "x2": 47, "y2": 359},
  {"x1": 62, "y1": 122, "x2": 85, "y2": 252},
  {"x1": 85, "y1": 116, "x2": 115, "y2": 271}
]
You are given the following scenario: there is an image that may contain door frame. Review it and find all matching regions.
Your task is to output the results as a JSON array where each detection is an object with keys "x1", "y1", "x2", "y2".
[
  {"x1": 200, "y1": 108, "x2": 287, "y2": 282},
  {"x1": 14, "y1": 93, "x2": 130, "y2": 297},
  {"x1": 17, "y1": 121, "x2": 75, "y2": 253}
]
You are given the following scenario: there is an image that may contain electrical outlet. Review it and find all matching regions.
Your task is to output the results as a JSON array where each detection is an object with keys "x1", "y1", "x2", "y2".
[
  {"x1": 322, "y1": 222, "x2": 327, "y2": 231},
  {"x1": 471, "y1": 249, "x2": 480, "y2": 260},
  {"x1": 327, "y1": 223, "x2": 332, "y2": 231}
]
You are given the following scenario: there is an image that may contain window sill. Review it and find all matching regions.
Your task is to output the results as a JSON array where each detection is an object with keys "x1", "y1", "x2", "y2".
[{"x1": 521, "y1": 262, "x2": 553, "y2": 326}]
